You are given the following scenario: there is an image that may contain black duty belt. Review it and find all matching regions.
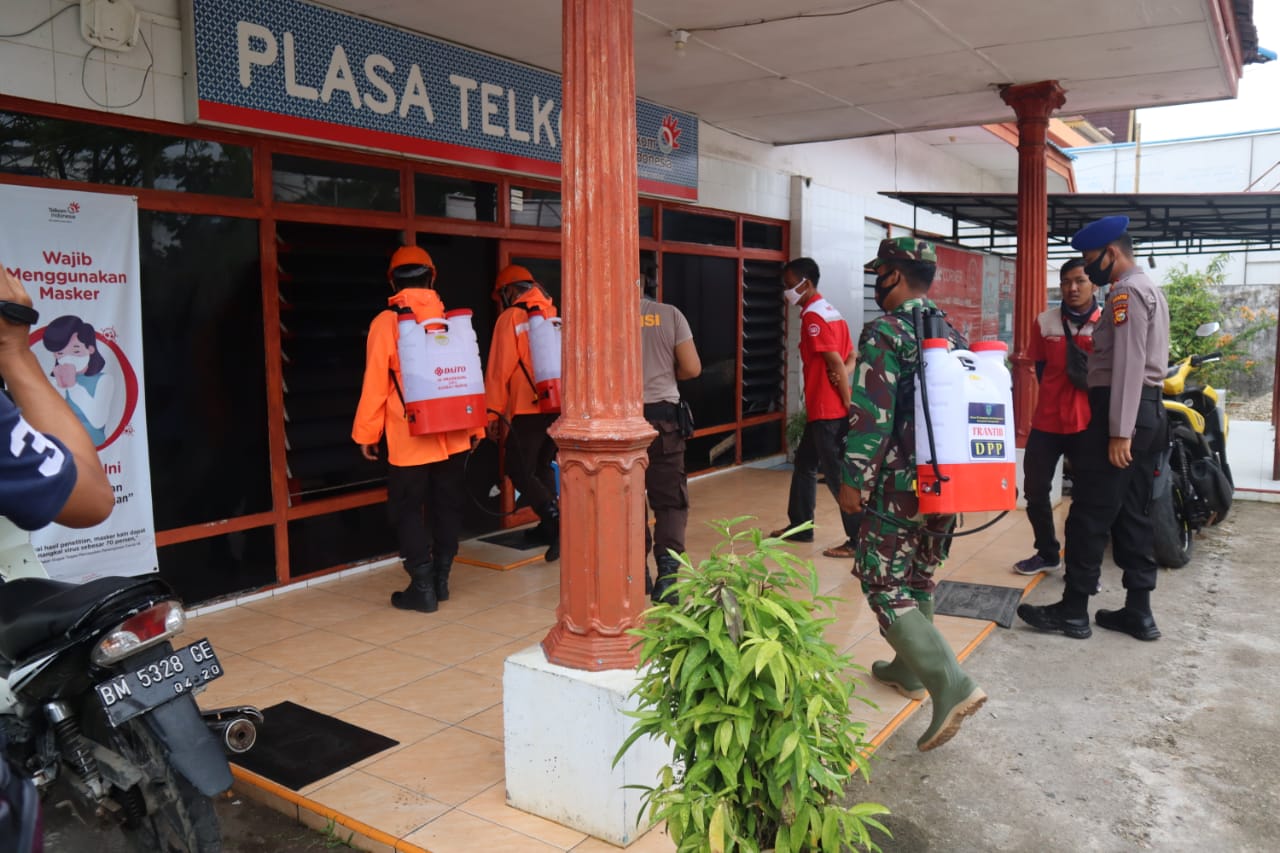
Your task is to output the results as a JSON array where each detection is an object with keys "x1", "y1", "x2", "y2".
[
  {"x1": 1091, "y1": 385, "x2": 1163, "y2": 402},
  {"x1": 643, "y1": 401, "x2": 678, "y2": 421}
]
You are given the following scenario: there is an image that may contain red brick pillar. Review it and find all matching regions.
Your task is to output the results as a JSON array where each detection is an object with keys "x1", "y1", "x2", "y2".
[
  {"x1": 542, "y1": 0, "x2": 655, "y2": 670},
  {"x1": 1000, "y1": 81, "x2": 1066, "y2": 446}
]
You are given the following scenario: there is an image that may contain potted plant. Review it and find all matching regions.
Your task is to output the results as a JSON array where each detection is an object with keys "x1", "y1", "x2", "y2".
[{"x1": 616, "y1": 519, "x2": 889, "y2": 853}]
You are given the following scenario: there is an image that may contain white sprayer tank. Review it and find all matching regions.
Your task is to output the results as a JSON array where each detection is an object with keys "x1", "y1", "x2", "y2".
[
  {"x1": 397, "y1": 309, "x2": 486, "y2": 435},
  {"x1": 526, "y1": 307, "x2": 562, "y2": 414}
]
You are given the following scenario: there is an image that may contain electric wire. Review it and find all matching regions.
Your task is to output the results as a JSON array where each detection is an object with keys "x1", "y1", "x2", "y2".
[
  {"x1": 677, "y1": 1, "x2": 895, "y2": 35},
  {"x1": 82, "y1": 28, "x2": 154, "y2": 110},
  {"x1": 0, "y1": 3, "x2": 76, "y2": 39}
]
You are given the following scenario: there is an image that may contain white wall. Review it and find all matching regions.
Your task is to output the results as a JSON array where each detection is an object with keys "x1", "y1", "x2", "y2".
[{"x1": 1070, "y1": 132, "x2": 1280, "y2": 288}]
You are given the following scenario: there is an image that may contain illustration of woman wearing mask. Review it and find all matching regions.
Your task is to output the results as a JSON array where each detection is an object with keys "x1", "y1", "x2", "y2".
[{"x1": 42, "y1": 315, "x2": 115, "y2": 447}]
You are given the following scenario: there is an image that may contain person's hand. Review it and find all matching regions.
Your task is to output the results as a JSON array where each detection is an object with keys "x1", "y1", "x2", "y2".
[
  {"x1": 827, "y1": 366, "x2": 844, "y2": 388},
  {"x1": 837, "y1": 482, "x2": 863, "y2": 515},
  {"x1": 53, "y1": 362, "x2": 78, "y2": 388},
  {"x1": 0, "y1": 262, "x2": 35, "y2": 355},
  {"x1": 360, "y1": 443, "x2": 380, "y2": 461},
  {"x1": 1108, "y1": 437, "x2": 1132, "y2": 469}
]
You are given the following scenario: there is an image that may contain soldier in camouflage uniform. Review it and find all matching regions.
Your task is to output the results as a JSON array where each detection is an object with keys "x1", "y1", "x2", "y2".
[{"x1": 837, "y1": 236, "x2": 987, "y2": 752}]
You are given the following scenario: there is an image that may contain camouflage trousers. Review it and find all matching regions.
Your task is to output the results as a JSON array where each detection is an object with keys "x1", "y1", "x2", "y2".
[{"x1": 851, "y1": 489, "x2": 957, "y2": 632}]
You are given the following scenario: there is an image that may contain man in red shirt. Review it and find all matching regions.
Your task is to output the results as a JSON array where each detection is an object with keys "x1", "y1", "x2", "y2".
[
  {"x1": 1014, "y1": 258, "x2": 1101, "y2": 575},
  {"x1": 770, "y1": 257, "x2": 860, "y2": 556}
]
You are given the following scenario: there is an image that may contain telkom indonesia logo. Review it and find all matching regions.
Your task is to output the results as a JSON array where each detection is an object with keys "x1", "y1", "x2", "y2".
[
  {"x1": 68, "y1": 202, "x2": 81, "y2": 214},
  {"x1": 658, "y1": 115, "x2": 682, "y2": 155}
]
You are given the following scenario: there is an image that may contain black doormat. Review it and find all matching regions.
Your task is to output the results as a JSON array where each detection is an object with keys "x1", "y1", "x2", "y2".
[
  {"x1": 933, "y1": 581, "x2": 1024, "y2": 629},
  {"x1": 231, "y1": 701, "x2": 398, "y2": 791},
  {"x1": 477, "y1": 529, "x2": 541, "y2": 551}
]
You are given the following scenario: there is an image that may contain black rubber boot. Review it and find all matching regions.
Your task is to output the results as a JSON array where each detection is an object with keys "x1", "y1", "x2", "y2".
[
  {"x1": 541, "y1": 503, "x2": 561, "y2": 562},
  {"x1": 434, "y1": 554, "x2": 454, "y2": 602},
  {"x1": 391, "y1": 563, "x2": 438, "y2": 613},
  {"x1": 651, "y1": 554, "x2": 681, "y2": 605}
]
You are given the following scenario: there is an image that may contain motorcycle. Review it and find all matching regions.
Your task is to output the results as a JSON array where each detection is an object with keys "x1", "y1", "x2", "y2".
[
  {"x1": 1152, "y1": 322, "x2": 1234, "y2": 568},
  {"x1": 0, "y1": 520, "x2": 262, "y2": 852}
]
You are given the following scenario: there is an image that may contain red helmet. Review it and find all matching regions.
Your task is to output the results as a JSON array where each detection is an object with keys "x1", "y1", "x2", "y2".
[
  {"x1": 387, "y1": 245, "x2": 435, "y2": 286},
  {"x1": 493, "y1": 264, "x2": 535, "y2": 295}
]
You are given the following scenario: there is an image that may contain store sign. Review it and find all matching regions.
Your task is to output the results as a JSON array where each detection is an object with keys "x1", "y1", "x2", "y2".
[
  {"x1": 0, "y1": 185, "x2": 157, "y2": 584},
  {"x1": 183, "y1": 0, "x2": 699, "y2": 200},
  {"x1": 933, "y1": 245, "x2": 1015, "y2": 346}
]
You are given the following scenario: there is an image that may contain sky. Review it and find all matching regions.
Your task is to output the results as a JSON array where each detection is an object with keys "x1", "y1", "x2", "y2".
[{"x1": 1135, "y1": 3, "x2": 1280, "y2": 141}]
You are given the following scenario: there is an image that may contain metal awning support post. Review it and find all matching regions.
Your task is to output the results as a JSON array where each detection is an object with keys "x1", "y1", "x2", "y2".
[{"x1": 1001, "y1": 81, "x2": 1066, "y2": 447}]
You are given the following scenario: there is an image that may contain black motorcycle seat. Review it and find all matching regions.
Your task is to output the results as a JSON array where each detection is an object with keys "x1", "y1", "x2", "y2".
[{"x1": 0, "y1": 575, "x2": 170, "y2": 663}]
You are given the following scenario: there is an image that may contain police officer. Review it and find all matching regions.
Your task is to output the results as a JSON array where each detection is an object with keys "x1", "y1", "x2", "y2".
[
  {"x1": 352, "y1": 246, "x2": 484, "y2": 612},
  {"x1": 837, "y1": 237, "x2": 986, "y2": 752},
  {"x1": 1017, "y1": 216, "x2": 1170, "y2": 641},
  {"x1": 639, "y1": 264, "x2": 701, "y2": 604},
  {"x1": 485, "y1": 265, "x2": 561, "y2": 562}
]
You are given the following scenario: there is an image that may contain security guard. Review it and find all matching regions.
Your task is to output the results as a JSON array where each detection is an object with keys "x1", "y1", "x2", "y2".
[
  {"x1": 486, "y1": 265, "x2": 561, "y2": 561},
  {"x1": 1018, "y1": 215, "x2": 1170, "y2": 641},
  {"x1": 837, "y1": 237, "x2": 986, "y2": 752},
  {"x1": 639, "y1": 265, "x2": 701, "y2": 604},
  {"x1": 352, "y1": 246, "x2": 484, "y2": 613}
]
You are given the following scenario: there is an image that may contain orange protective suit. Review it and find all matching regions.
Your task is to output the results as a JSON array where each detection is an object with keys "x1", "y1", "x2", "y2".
[
  {"x1": 484, "y1": 288, "x2": 559, "y2": 420},
  {"x1": 352, "y1": 288, "x2": 483, "y2": 466}
]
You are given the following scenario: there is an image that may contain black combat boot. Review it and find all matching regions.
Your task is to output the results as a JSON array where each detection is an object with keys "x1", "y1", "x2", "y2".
[
  {"x1": 434, "y1": 553, "x2": 454, "y2": 602},
  {"x1": 541, "y1": 503, "x2": 561, "y2": 562},
  {"x1": 391, "y1": 563, "x2": 438, "y2": 613},
  {"x1": 652, "y1": 553, "x2": 681, "y2": 605}
]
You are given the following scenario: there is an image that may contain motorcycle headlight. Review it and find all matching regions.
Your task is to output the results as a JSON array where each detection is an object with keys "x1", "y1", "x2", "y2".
[{"x1": 91, "y1": 600, "x2": 187, "y2": 666}]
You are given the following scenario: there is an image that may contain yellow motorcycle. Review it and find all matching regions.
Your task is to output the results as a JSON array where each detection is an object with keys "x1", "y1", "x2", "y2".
[{"x1": 1152, "y1": 323, "x2": 1234, "y2": 568}]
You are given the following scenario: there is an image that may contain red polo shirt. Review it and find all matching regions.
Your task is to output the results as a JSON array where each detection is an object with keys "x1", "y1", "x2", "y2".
[
  {"x1": 798, "y1": 292, "x2": 853, "y2": 421},
  {"x1": 1029, "y1": 304, "x2": 1102, "y2": 434}
]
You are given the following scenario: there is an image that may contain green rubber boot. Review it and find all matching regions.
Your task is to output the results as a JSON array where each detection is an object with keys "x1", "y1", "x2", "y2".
[
  {"x1": 871, "y1": 599, "x2": 933, "y2": 700},
  {"x1": 884, "y1": 608, "x2": 987, "y2": 752}
]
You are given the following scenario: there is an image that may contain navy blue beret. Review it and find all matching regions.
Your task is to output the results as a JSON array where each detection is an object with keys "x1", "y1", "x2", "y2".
[{"x1": 1071, "y1": 215, "x2": 1130, "y2": 251}]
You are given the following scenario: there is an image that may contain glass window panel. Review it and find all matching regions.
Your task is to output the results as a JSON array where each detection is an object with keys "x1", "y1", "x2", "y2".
[
  {"x1": 740, "y1": 421, "x2": 783, "y2": 463},
  {"x1": 510, "y1": 186, "x2": 562, "y2": 228},
  {"x1": 639, "y1": 206, "x2": 655, "y2": 238},
  {"x1": 742, "y1": 220, "x2": 783, "y2": 251},
  {"x1": 0, "y1": 110, "x2": 253, "y2": 196},
  {"x1": 662, "y1": 209, "x2": 735, "y2": 246},
  {"x1": 139, "y1": 213, "x2": 271, "y2": 530},
  {"x1": 157, "y1": 525, "x2": 276, "y2": 605},
  {"x1": 415, "y1": 173, "x2": 498, "y2": 221},
  {"x1": 273, "y1": 154, "x2": 400, "y2": 211},
  {"x1": 287, "y1": 505, "x2": 398, "y2": 578},
  {"x1": 685, "y1": 429, "x2": 737, "y2": 473},
  {"x1": 742, "y1": 259, "x2": 785, "y2": 416},
  {"x1": 664, "y1": 254, "x2": 738, "y2": 428}
]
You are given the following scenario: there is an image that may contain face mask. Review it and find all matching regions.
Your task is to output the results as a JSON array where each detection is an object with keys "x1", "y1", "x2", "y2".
[
  {"x1": 782, "y1": 276, "x2": 807, "y2": 306},
  {"x1": 873, "y1": 271, "x2": 897, "y2": 309},
  {"x1": 1083, "y1": 250, "x2": 1113, "y2": 287},
  {"x1": 58, "y1": 354, "x2": 91, "y2": 372}
]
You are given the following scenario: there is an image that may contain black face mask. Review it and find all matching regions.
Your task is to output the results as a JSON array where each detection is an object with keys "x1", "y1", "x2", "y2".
[
  {"x1": 1083, "y1": 250, "x2": 1113, "y2": 288},
  {"x1": 873, "y1": 270, "x2": 897, "y2": 309}
]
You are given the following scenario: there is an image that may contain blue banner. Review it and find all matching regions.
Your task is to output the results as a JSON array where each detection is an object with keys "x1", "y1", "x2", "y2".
[{"x1": 184, "y1": 0, "x2": 698, "y2": 199}]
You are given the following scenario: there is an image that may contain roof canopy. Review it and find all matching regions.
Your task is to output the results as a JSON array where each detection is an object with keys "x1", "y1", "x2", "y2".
[{"x1": 883, "y1": 192, "x2": 1280, "y2": 258}]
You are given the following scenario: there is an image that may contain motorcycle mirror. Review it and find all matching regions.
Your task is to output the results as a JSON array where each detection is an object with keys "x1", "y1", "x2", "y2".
[{"x1": 1195, "y1": 322, "x2": 1221, "y2": 337}]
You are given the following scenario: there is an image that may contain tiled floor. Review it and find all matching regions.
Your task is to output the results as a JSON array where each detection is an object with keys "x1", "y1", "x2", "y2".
[{"x1": 190, "y1": 466, "x2": 1052, "y2": 852}]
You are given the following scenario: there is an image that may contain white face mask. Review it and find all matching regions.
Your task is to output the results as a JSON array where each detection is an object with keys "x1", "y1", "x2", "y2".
[
  {"x1": 783, "y1": 277, "x2": 807, "y2": 306},
  {"x1": 58, "y1": 354, "x2": 91, "y2": 372}
]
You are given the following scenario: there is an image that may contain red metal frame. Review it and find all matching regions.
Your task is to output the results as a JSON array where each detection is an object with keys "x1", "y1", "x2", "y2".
[{"x1": 0, "y1": 92, "x2": 788, "y2": 587}]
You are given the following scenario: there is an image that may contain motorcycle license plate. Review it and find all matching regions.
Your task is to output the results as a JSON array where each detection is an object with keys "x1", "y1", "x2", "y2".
[{"x1": 94, "y1": 638, "x2": 224, "y2": 727}]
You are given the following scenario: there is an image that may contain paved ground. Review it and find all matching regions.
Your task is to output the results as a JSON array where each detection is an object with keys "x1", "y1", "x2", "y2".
[{"x1": 847, "y1": 500, "x2": 1280, "y2": 852}]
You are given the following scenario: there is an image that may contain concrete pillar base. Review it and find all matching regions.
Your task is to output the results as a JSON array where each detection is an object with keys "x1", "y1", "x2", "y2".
[{"x1": 504, "y1": 645, "x2": 670, "y2": 847}]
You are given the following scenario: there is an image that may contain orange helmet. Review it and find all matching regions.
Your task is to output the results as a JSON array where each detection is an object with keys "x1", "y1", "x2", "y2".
[
  {"x1": 388, "y1": 245, "x2": 435, "y2": 287},
  {"x1": 493, "y1": 264, "x2": 536, "y2": 295}
]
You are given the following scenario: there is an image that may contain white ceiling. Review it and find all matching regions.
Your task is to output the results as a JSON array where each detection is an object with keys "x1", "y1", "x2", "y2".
[{"x1": 324, "y1": 0, "x2": 1241, "y2": 146}]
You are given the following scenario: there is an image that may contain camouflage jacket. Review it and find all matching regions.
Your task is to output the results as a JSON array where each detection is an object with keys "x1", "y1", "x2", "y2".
[{"x1": 843, "y1": 297, "x2": 959, "y2": 494}]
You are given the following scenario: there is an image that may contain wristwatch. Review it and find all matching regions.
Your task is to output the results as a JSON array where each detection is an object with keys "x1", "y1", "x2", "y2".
[{"x1": 0, "y1": 301, "x2": 39, "y2": 326}]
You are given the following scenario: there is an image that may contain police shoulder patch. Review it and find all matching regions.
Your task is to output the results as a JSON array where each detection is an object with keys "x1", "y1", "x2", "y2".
[{"x1": 1113, "y1": 303, "x2": 1128, "y2": 326}]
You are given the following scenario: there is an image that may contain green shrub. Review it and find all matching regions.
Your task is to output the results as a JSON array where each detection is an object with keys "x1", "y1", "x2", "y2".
[{"x1": 616, "y1": 518, "x2": 888, "y2": 853}]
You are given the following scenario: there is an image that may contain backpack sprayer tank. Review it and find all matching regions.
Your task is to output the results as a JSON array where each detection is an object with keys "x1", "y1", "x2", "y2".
[
  {"x1": 525, "y1": 306, "x2": 562, "y2": 414},
  {"x1": 396, "y1": 309, "x2": 487, "y2": 434}
]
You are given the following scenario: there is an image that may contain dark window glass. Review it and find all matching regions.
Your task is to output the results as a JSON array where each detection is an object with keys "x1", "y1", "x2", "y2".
[
  {"x1": 665, "y1": 254, "x2": 738, "y2": 428},
  {"x1": 662, "y1": 209, "x2": 734, "y2": 246},
  {"x1": 276, "y1": 223, "x2": 402, "y2": 501},
  {"x1": 0, "y1": 110, "x2": 253, "y2": 196},
  {"x1": 273, "y1": 154, "x2": 400, "y2": 211},
  {"x1": 742, "y1": 260, "x2": 785, "y2": 416},
  {"x1": 415, "y1": 173, "x2": 498, "y2": 222},
  {"x1": 510, "y1": 186, "x2": 562, "y2": 228},
  {"x1": 740, "y1": 421, "x2": 784, "y2": 463},
  {"x1": 685, "y1": 429, "x2": 737, "y2": 473},
  {"x1": 140, "y1": 213, "x2": 270, "y2": 530},
  {"x1": 743, "y1": 220, "x2": 784, "y2": 251},
  {"x1": 158, "y1": 525, "x2": 276, "y2": 605},
  {"x1": 287, "y1": 505, "x2": 398, "y2": 578},
  {"x1": 639, "y1": 206, "x2": 655, "y2": 238}
]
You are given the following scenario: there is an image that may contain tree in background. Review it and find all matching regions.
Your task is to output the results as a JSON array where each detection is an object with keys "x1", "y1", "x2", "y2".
[{"x1": 1163, "y1": 254, "x2": 1276, "y2": 395}]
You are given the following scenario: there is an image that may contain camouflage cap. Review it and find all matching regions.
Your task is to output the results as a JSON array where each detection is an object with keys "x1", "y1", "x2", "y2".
[{"x1": 865, "y1": 236, "x2": 938, "y2": 272}]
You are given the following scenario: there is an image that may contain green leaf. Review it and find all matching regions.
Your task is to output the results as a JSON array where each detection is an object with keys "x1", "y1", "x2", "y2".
[
  {"x1": 778, "y1": 730, "x2": 800, "y2": 763},
  {"x1": 708, "y1": 800, "x2": 726, "y2": 853},
  {"x1": 821, "y1": 808, "x2": 838, "y2": 851}
]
